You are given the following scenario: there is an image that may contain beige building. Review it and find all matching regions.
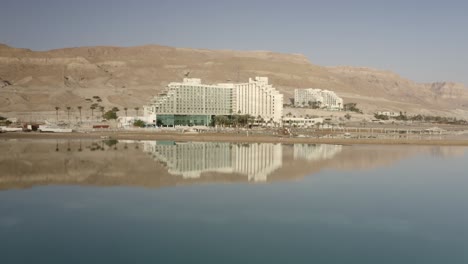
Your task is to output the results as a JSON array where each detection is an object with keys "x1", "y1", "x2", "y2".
[
  {"x1": 144, "y1": 78, "x2": 234, "y2": 126},
  {"x1": 144, "y1": 77, "x2": 283, "y2": 126}
]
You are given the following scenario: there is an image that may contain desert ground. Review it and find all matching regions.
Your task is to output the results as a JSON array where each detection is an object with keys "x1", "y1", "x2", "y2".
[
  {"x1": 2, "y1": 128, "x2": 468, "y2": 146},
  {"x1": 1, "y1": 43, "x2": 468, "y2": 119}
]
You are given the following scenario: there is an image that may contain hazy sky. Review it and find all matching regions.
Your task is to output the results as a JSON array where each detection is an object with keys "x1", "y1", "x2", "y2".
[{"x1": 1, "y1": 0, "x2": 467, "y2": 85}]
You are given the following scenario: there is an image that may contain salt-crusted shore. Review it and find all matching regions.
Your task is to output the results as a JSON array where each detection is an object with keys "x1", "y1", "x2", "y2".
[{"x1": 1, "y1": 131, "x2": 468, "y2": 146}]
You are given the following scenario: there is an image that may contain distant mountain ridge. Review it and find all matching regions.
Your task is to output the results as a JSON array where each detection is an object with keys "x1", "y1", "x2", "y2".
[{"x1": 0, "y1": 43, "x2": 467, "y2": 117}]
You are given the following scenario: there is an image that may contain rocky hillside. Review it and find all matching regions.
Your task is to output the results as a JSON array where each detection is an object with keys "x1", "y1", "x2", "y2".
[{"x1": 0, "y1": 43, "x2": 467, "y2": 117}]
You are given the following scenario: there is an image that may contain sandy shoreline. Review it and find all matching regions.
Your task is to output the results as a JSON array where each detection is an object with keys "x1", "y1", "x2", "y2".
[{"x1": 1, "y1": 131, "x2": 468, "y2": 146}]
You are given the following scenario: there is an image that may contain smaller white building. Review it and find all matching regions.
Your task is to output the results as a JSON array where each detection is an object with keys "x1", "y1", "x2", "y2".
[
  {"x1": 282, "y1": 117, "x2": 324, "y2": 128},
  {"x1": 118, "y1": 116, "x2": 155, "y2": 128},
  {"x1": 376, "y1": 111, "x2": 400, "y2": 117},
  {"x1": 294, "y1": 88, "x2": 343, "y2": 110}
]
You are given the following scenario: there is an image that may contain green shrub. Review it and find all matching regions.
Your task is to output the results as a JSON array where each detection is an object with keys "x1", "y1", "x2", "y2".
[
  {"x1": 103, "y1": 110, "x2": 117, "y2": 120},
  {"x1": 133, "y1": 119, "x2": 146, "y2": 127},
  {"x1": 103, "y1": 139, "x2": 118, "y2": 147},
  {"x1": 374, "y1": 114, "x2": 389, "y2": 120},
  {"x1": 344, "y1": 103, "x2": 363, "y2": 113}
]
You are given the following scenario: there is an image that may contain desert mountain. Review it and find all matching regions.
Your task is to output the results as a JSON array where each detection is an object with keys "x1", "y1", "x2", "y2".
[{"x1": 0, "y1": 43, "x2": 467, "y2": 117}]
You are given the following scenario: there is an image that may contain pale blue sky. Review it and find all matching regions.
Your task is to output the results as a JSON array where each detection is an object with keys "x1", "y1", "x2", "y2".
[{"x1": 1, "y1": 0, "x2": 467, "y2": 85}]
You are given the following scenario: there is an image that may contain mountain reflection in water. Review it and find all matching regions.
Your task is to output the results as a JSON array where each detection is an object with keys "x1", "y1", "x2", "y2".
[{"x1": 0, "y1": 139, "x2": 465, "y2": 190}]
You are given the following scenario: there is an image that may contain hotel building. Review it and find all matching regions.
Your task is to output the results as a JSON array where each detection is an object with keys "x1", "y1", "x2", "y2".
[
  {"x1": 294, "y1": 88, "x2": 343, "y2": 110},
  {"x1": 144, "y1": 77, "x2": 283, "y2": 126},
  {"x1": 234, "y1": 77, "x2": 283, "y2": 124}
]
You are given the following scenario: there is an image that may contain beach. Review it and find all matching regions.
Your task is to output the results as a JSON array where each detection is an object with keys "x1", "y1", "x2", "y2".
[{"x1": 1, "y1": 130, "x2": 468, "y2": 146}]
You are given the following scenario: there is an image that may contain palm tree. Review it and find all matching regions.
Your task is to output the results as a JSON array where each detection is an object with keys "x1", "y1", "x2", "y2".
[
  {"x1": 77, "y1": 106, "x2": 82, "y2": 122},
  {"x1": 124, "y1": 107, "x2": 128, "y2": 117},
  {"x1": 99, "y1": 106, "x2": 105, "y2": 118},
  {"x1": 90, "y1": 105, "x2": 96, "y2": 119},
  {"x1": 55, "y1": 106, "x2": 60, "y2": 122},
  {"x1": 66, "y1": 106, "x2": 71, "y2": 123},
  {"x1": 257, "y1": 115, "x2": 263, "y2": 125},
  {"x1": 247, "y1": 115, "x2": 255, "y2": 127},
  {"x1": 134, "y1": 107, "x2": 140, "y2": 116}
]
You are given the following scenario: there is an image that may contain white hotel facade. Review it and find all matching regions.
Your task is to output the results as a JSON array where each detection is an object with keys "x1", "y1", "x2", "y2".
[
  {"x1": 144, "y1": 77, "x2": 283, "y2": 126},
  {"x1": 294, "y1": 88, "x2": 343, "y2": 110},
  {"x1": 234, "y1": 77, "x2": 283, "y2": 123}
]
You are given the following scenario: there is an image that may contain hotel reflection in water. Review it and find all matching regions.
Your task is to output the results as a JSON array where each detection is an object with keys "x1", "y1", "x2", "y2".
[{"x1": 143, "y1": 142, "x2": 342, "y2": 182}]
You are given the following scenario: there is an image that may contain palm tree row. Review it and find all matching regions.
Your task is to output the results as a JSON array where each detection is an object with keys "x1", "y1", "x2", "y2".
[{"x1": 53, "y1": 105, "x2": 142, "y2": 122}]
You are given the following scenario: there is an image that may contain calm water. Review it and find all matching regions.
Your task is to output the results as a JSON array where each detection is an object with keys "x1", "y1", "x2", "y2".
[{"x1": 1, "y1": 139, "x2": 467, "y2": 263}]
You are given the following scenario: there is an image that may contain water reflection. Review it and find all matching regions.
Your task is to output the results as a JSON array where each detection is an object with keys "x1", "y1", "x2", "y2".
[
  {"x1": 293, "y1": 144, "x2": 342, "y2": 161},
  {"x1": 143, "y1": 141, "x2": 284, "y2": 182},
  {"x1": 0, "y1": 139, "x2": 465, "y2": 190}
]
